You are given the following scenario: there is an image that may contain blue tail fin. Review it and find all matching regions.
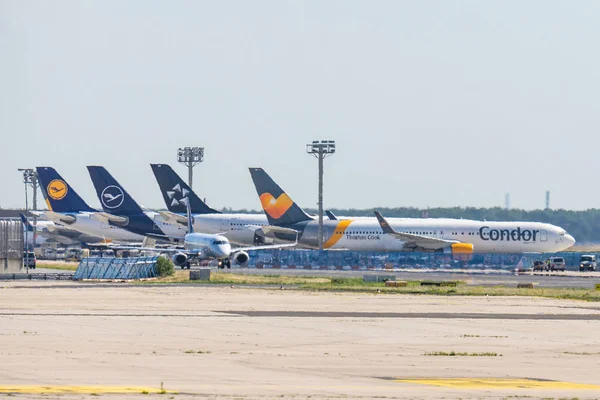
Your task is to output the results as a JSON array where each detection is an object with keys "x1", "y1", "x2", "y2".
[
  {"x1": 86, "y1": 166, "x2": 144, "y2": 215},
  {"x1": 248, "y1": 167, "x2": 313, "y2": 226},
  {"x1": 150, "y1": 164, "x2": 220, "y2": 214},
  {"x1": 36, "y1": 167, "x2": 96, "y2": 213},
  {"x1": 19, "y1": 214, "x2": 34, "y2": 232}
]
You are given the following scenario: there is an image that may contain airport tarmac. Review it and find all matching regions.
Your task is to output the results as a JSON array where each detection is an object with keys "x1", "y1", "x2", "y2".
[{"x1": 1, "y1": 282, "x2": 600, "y2": 399}]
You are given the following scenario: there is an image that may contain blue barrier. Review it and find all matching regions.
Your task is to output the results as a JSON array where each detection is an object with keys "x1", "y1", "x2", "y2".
[
  {"x1": 246, "y1": 250, "x2": 596, "y2": 271},
  {"x1": 73, "y1": 256, "x2": 159, "y2": 280}
]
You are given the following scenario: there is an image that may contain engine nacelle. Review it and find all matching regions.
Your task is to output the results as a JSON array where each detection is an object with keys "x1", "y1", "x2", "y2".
[
  {"x1": 451, "y1": 243, "x2": 474, "y2": 254},
  {"x1": 233, "y1": 251, "x2": 249, "y2": 265},
  {"x1": 173, "y1": 252, "x2": 188, "y2": 267}
]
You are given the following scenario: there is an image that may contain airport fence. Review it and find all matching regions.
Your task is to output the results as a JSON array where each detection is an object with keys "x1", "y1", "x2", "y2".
[
  {"x1": 73, "y1": 256, "x2": 159, "y2": 280},
  {"x1": 245, "y1": 250, "x2": 598, "y2": 271}
]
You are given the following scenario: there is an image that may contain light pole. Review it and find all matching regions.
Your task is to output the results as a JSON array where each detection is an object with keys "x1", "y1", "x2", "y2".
[
  {"x1": 177, "y1": 147, "x2": 204, "y2": 189},
  {"x1": 306, "y1": 140, "x2": 336, "y2": 252},
  {"x1": 18, "y1": 168, "x2": 38, "y2": 272}
]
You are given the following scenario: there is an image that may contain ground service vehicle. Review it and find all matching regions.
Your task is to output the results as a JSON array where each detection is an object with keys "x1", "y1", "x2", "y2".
[
  {"x1": 548, "y1": 256, "x2": 566, "y2": 271},
  {"x1": 579, "y1": 255, "x2": 596, "y2": 272}
]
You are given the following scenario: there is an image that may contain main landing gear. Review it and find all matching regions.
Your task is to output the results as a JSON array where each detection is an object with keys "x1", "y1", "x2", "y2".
[{"x1": 218, "y1": 259, "x2": 231, "y2": 269}]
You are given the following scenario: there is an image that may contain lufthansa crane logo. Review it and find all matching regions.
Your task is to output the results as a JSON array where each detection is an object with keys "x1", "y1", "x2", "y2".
[
  {"x1": 101, "y1": 185, "x2": 124, "y2": 209},
  {"x1": 47, "y1": 180, "x2": 68, "y2": 200}
]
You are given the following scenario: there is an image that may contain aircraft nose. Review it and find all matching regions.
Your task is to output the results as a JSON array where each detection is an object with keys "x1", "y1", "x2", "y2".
[{"x1": 565, "y1": 234, "x2": 576, "y2": 247}]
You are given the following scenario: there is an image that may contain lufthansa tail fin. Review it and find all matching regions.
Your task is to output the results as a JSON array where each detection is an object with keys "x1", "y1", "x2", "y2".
[
  {"x1": 19, "y1": 214, "x2": 34, "y2": 232},
  {"x1": 87, "y1": 166, "x2": 144, "y2": 215},
  {"x1": 248, "y1": 167, "x2": 312, "y2": 226},
  {"x1": 150, "y1": 164, "x2": 220, "y2": 215},
  {"x1": 35, "y1": 167, "x2": 96, "y2": 213}
]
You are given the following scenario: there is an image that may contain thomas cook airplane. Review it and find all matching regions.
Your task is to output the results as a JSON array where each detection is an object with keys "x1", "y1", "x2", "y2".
[
  {"x1": 118, "y1": 196, "x2": 298, "y2": 269},
  {"x1": 248, "y1": 168, "x2": 576, "y2": 254},
  {"x1": 87, "y1": 166, "x2": 187, "y2": 241},
  {"x1": 35, "y1": 167, "x2": 144, "y2": 243}
]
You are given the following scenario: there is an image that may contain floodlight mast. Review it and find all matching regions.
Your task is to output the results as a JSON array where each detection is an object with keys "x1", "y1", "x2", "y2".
[
  {"x1": 306, "y1": 140, "x2": 336, "y2": 253},
  {"x1": 177, "y1": 147, "x2": 204, "y2": 189},
  {"x1": 17, "y1": 168, "x2": 38, "y2": 272}
]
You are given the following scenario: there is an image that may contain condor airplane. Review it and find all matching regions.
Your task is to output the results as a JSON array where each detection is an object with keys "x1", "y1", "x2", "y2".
[
  {"x1": 248, "y1": 168, "x2": 576, "y2": 254},
  {"x1": 35, "y1": 167, "x2": 144, "y2": 243}
]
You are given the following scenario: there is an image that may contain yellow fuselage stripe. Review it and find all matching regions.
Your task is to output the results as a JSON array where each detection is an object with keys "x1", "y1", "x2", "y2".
[{"x1": 323, "y1": 220, "x2": 352, "y2": 249}]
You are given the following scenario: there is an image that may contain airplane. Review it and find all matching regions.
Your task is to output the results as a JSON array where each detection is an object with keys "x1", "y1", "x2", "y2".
[
  {"x1": 20, "y1": 214, "x2": 105, "y2": 246},
  {"x1": 120, "y1": 196, "x2": 298, "y2": 269},
  {"x1": 151, "y1": 163, "x2": 276, "y2": 246},
  {"x1": 35, "y1": 167, "x2": 145, "y2": 243},
  {"x1": 248, "y1": 167, "x2": 576, "y2": 254},
  {"x1": 151, "y1": 164, "x2": 341, "y2": 244},
  {"x1": 87, "y1": 166, "x2": 187, "y2": 241}
]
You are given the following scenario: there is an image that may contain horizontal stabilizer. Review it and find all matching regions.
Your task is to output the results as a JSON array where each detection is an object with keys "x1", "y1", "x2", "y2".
[
  {"x1": 158, "y1": 210, "x2": 188, "y2": 226},
  {"x1": 260, "y1": 225, "x2": 300, "y2": 237},
  {"x1": 91, "y1": 212, "x2": 129, "y2": 225},
  {"x1": 39, "y1": 211, "x2": 77, "y2": 225}
]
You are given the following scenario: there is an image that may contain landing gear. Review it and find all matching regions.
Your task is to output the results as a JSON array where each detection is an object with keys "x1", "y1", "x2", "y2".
[{"x1": 218, "y1": 259, "x2": 231, "y2": 269}]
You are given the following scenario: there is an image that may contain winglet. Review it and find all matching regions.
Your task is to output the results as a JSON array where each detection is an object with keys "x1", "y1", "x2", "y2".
[{"x1": 374, "y1": 211, "x2": 395, "y2": 235}]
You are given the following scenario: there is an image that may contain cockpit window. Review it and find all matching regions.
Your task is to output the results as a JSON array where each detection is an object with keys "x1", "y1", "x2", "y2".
[{"x1": 212, "y1": 240, "x2": 227, "y2": 245}]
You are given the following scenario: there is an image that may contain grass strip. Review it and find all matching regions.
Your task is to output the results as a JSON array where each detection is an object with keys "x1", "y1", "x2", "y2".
[{"x1": 146, "y1": 272, "x2": 600, "y2": 302}]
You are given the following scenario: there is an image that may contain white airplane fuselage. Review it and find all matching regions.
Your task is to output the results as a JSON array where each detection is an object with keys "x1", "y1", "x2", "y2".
[
  {"x1": 186, "y1": 214, "x2": 575, "y2": 253},
  {"x1": 42, "y1": 211, "x2": 144, "y2": 243}
]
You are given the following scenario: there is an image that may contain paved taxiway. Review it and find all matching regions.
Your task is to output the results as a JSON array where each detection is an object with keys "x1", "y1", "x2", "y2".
[{"x1": 1, "y1": 282, "x2": 600, "y2": 399}]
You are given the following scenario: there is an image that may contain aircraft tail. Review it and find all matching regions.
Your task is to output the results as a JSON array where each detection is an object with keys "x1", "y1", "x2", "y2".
[
  {"x1": 35, "y1": 167, "x2": 96, "y2": 213},
  {"x1": 150, "y1": 164, "x2": 220, "y2": 215},
  {"x1": 248, "y1": 167, "x2": 312, "y2": 226},
  {"x1": 19, "y1": 214, "x2": 34, "y2": 232},
  {"x1": 86, "y1": 166, "x2": 144, "y2": 215}
]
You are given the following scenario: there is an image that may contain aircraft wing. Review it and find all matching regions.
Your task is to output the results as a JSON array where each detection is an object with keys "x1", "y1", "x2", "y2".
[{"x1": 374, "y1": 211, "x2": 460, "y2": 250}]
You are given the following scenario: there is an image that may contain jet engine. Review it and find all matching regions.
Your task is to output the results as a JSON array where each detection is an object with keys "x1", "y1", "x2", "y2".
[
  {"x1": 173, "y1": 252, "x2": 188, "y2": 267},
  {"x1": 451, "y1": 243, "x2": 474, "y2": 253},
  {"x1": 233, "y1": 251, "x2": 249, "y2": 265}
]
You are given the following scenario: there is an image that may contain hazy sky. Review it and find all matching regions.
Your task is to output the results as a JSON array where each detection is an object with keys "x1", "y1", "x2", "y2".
[{"x1": 2, "y1": 1, "x2": 600, "y2": 211}]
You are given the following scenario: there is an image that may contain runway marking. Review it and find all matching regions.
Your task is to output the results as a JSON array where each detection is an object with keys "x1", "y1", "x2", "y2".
[
  {"x1": 394, "y1": 378, "x2": 600, "y2": 389},
  {"x1": 0, "y1": 385, "x2": 173, "y2": 394},
  {"x1": 223, "y1": 311, "x2": 600, "y2": 320}
]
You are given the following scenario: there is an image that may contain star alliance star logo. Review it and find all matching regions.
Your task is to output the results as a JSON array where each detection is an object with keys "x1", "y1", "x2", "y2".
[{"x1": 166, "y1": 183, "x2": 190, "y2": 207}]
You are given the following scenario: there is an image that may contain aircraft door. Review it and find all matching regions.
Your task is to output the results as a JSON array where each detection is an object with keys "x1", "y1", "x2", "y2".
[{"x1": 540, "y1": 230, "x2": 547, "y2": 242}]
